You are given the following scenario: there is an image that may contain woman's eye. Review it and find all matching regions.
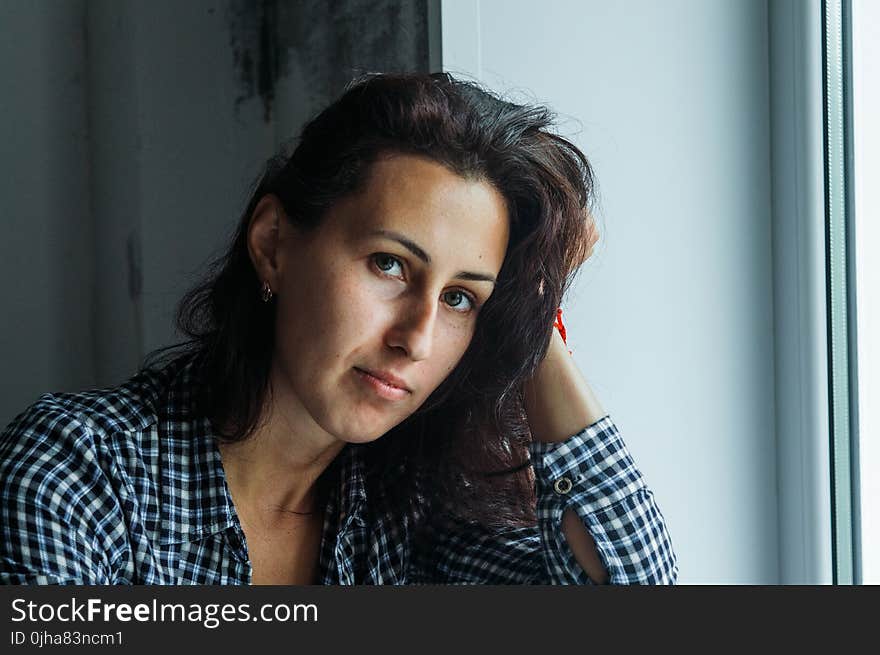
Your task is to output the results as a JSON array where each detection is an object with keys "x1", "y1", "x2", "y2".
[
  {"x1": 373, "y1": 254, "x2": 476, "y2": 313},
  {"x1": 373, "y1": 253, "x2": 404, "y2": 278},
  {"x1": 443, "y1": 290, "x2": 476, "y2": 313}
]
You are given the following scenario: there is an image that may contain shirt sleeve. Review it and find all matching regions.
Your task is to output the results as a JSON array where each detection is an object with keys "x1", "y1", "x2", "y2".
[
  {"x1": 528, "y1": 415, "x2": 678, "y2": 584},
  {"x1": 409, "y1": 415, "x2": 677, "y2": 585},
  {"x1": 0, "y1": 396, "x2": 121, "y2": 584}
]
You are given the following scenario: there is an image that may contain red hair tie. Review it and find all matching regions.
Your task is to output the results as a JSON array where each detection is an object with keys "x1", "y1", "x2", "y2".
[
  {"x1": 553, "y1": 307, "x2": 567, "y2": 344},
  {"x1": 554, "y1": 308, "x2": 573, "y2": 356}
]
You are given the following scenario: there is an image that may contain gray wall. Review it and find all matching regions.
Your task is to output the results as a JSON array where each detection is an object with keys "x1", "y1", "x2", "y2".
[
  {"x1": 1, "y1": 0, "x2": 430, "y2": 428},
  {"x1": 443, "y1": 0, "x2": 777, "y2": 583},
  {"x1": 0, "y1": 1, "x2": 95, "y2": 425}
]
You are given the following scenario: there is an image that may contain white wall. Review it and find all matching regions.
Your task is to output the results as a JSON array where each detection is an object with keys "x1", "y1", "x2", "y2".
[{"x1": 443, "y1": 0, "x2": 778, "y2": 583}]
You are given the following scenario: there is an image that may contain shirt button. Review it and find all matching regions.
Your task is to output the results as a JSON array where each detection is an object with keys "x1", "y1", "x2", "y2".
[{"x1": 553, "y1": 476, "x2": 573, "y2": 495}]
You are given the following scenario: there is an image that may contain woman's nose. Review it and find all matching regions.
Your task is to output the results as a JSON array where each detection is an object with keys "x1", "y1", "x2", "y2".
[{"x1": 386, "y1": 295, "x2": 437, "y2": 361}]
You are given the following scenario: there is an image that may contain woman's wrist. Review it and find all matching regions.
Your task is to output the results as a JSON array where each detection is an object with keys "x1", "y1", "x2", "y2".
[{"x1": 523, "y1": 320, "x2": 606, "y2": 443}]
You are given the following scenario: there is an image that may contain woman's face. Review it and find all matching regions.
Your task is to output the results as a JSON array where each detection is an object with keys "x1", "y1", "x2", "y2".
[{"x1": 255, "y1": 153, "x2": 510, "y2": 445}]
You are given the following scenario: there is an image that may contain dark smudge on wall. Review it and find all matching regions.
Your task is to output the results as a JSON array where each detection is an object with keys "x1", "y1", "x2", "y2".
[
  {"x1": 227, "y1": 0, "x2": 284, "y2": 122},
  {"x1": 226, "y1": 0, "x2": 429, "y2": 123}
]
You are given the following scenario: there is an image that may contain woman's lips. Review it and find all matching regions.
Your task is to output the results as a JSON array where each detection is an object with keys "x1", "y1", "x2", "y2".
[{"x1": 354, "y1": 368, "x2": 411, "y2": 401}]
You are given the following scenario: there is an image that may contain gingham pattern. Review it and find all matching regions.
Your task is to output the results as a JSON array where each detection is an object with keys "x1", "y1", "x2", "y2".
[{"x1": 0, "y1": 355, "x2": 677, "y2": 585}]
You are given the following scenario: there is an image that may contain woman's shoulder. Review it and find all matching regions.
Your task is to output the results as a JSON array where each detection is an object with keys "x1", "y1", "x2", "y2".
[
  {"x1": 0, "y1": 390, "x2": 117, "y2": 524},
  {"x1": 0, "y1": 352, "x2": 210, "y2": 583},
  {"x1": 0, "y1": 353, "x2": 196, "y2": 482}
]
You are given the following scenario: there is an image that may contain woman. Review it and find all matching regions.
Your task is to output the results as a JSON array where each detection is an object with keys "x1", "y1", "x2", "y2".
[{"x1": 0, "y1": 72, "x2": 677, "y2": 585}]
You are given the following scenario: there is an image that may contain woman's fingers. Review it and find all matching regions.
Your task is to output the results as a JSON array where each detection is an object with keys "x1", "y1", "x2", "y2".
[{"x1": 583, "y1": 211, "x2": 599, "y2": 263}]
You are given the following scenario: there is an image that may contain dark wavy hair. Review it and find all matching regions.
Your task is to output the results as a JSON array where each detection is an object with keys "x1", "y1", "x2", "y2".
[{"x1": 145, "y1": 71, "x2": 596, "y2": 531}]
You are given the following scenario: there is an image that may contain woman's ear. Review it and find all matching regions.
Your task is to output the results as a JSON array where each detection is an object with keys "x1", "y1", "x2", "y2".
[{"x1": 247, "y1": 194, "x2": 286, "y2": 292}]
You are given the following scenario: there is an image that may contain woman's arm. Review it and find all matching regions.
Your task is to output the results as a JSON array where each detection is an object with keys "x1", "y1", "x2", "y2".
[
  {"x1": 522, "y1": 327, "x2": 610, "y2": 583},
  {"x1": 409, "y1": 336, "x2": 677, "y2": 584}
]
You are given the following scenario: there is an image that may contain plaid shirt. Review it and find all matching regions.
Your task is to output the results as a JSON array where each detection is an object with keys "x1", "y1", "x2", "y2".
[{"x1": 0, "y1": 354, "x2": 677, "y2": 585}]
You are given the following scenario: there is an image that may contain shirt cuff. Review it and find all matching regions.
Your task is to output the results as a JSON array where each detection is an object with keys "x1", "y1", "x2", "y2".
[
  {"x1": 528, "y1": 415, "x2": 646, "y2": 514},
  {"x1": 527, "y1": 415, "x2": 653, "y2": 584}
]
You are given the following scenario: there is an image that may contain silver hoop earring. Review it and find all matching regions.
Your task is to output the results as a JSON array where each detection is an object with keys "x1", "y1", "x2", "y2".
[{"x1": 260, "y1": 281, "x2": 274, "y2": 303}]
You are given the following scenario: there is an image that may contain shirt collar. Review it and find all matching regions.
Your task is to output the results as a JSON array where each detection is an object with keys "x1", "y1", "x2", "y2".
[
  {"x1": 150, "y1": 354, "x2": 239, "y2": 546},
  {"x1": 332, "y1": 442, "x2": 368, "y2": 530}
]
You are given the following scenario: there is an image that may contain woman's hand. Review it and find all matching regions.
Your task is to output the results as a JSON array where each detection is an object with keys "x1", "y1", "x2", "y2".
[{"x1": 584, "y1": 211, "x2": 599, "y2": 264}]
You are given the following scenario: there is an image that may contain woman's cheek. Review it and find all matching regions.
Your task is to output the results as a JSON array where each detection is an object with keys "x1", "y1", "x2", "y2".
[
  {"x1": 442, "y1": 312, "x2": 476, "y2": 346},
  {"x1": 436, "y1": 323, "x2": 472, "y2": 372},
  {"x1": 366, "y1": 271, "x2": 405, "y2": 300},
  {"x1": 336, "y1": 275, "x2": 396, "y2": 334}
]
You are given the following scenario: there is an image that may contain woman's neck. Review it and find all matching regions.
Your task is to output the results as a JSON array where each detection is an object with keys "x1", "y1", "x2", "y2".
[{"x1": 216, "y1": 398, "x2": 345, "y2": 529}]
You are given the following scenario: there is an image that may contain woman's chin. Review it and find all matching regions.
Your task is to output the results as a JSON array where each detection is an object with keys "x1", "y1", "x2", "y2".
[{"x1": 329, "y1": 417, "x2": 400, "y2": 445}]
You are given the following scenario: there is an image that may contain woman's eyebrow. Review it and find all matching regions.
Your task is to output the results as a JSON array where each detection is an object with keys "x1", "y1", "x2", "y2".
[{"x1": 368, "y1": 229, "x2": 497, "y2": 284}]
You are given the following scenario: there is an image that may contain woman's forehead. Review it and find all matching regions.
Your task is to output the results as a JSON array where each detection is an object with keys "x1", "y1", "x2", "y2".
[
  {"x1": 339, "y1": 154, "x2": 510, "y2": 268},
  {"x1": 355, "y1": 155, "x2": 505, "y2": 224}
]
